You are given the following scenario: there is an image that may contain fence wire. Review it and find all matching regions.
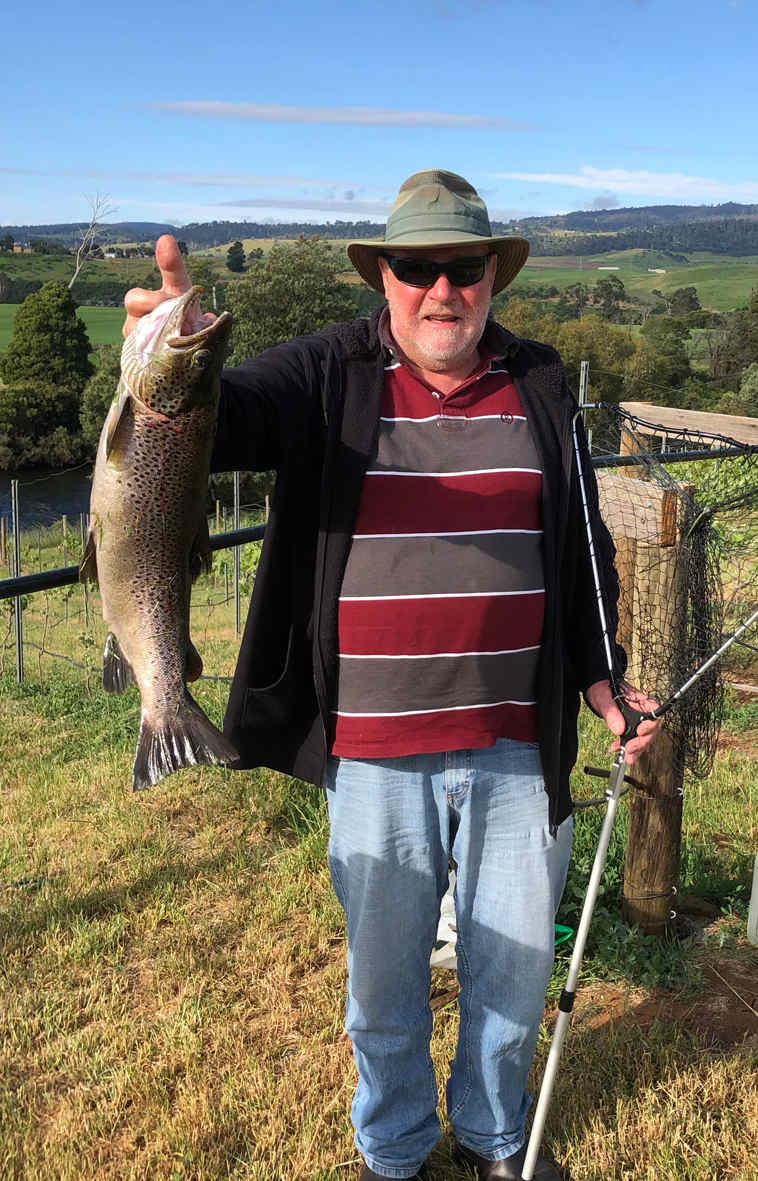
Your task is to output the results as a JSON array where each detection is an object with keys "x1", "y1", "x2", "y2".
[{"x1": 0, "y1": 464, "x2": 267, "y2": 692}]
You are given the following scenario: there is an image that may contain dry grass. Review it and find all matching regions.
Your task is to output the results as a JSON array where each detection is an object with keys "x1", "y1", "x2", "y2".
[{"x1": 1, "y1": 511, "x2": 757, "y2": 1178}]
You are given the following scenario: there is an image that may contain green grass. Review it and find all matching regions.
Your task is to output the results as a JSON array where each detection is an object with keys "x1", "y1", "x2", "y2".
[
  {"x1": 516, "y1": 249, "x2": 758, "y2": 311},
  {"x1": 1, "y1": 507, "x2": 757, "y2": 1177},
  {"x1": 0, "y1": 647, "x2": 755, "y2": 1179},
  {"x1": 0, "y1": 303, "x2": 126, "y2": 352}
]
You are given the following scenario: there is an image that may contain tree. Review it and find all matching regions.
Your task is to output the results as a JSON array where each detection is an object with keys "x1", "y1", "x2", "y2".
[
  {"x1": 669, "y1": 286, "x2": 700, "y2": 315},
  {"x1": 639, "y1": 315, "x2": 692, "y2": 388},
  {"x1": 0, "y1": 233, "x2": 14, "y2": 254},
  {"x1": 0, "y1": 280, "x2": 93, "y2": 393},
  {"x1": 0, "y1": 381, "x2": 85, "y2": 466},
  {"x1": 594, "y1": 274, "x2": 626, "y2": 320},
  {"x1": 227, "y1": 237, "x2": 357, "y2": 361},
  {"x1": 650, "y1": 288, "x2": 672, "y2": 315},
  {"x1": 177, "y1": 240, "x2": 188, "y2": 255},
  {"x1": 80, "y1": 344, "x2": 122, "y2": 451},
  {"x1": 69, "y1": 193, "x2": 116, "y2": 290},
  {"x1": 226, "y1": 240, "x2": 246, "y2": 273},
  {"x1": 719, "y1": 362, "x2": 758, "y2": 417},
  {"x1": 553, "y1": 316, "x2": 637, "y2": 401},
  {"x1": 564, "y1": 282, "x2": 590, "y2": 316}
]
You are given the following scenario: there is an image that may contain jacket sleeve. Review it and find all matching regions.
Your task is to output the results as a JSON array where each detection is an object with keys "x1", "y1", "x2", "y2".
[
  {"x1": 565, "y1": 407, "x2": 628, "y2": 699},
  {"x1": 211, "y1": 335, "x2": 328, "y2": 474}
]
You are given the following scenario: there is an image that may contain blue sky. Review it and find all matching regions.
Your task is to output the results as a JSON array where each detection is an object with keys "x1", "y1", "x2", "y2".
[{"x1": 3, "y1": 0, "x2": 757, "y2": 228}]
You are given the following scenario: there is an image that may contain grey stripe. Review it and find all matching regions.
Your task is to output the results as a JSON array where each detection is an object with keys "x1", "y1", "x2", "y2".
[
  {"x1": 336, "y1": 648, "x2": 540, "y2": 715},
  {"x1": 374, "y1": 417, "x2": 540, "y2": 475},
  {"x1": 340, "y1": 533, "x2": 545, "y2": 598}
]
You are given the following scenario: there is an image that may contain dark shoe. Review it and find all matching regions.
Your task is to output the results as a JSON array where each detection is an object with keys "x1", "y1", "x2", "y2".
[
  {"x1": 360, "y1": 1163, "x2": 428, "y2": 1180},
  {"x1": 454, "y1": 1139, "x2": 561, "y2": 1180}
]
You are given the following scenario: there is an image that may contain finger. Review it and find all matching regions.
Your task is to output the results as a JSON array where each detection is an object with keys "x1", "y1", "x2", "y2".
[
  {"x1": 123, "y1": 286, "x2": 169, "y2": 338},
  {"x1": 604, "y1": 701, "x2": 627, "y2": 737},
  {"x1": 123, "y1": 286, "x2": 166, "y2": 318},
  {"x1": 155, "y1": 234, "x2": 191, "y2": 296}
]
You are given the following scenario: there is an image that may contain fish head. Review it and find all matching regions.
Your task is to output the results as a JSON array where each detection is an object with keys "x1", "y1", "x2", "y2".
[{"x1": 121, "y1": 287, "x2": 233, "y2": 416}]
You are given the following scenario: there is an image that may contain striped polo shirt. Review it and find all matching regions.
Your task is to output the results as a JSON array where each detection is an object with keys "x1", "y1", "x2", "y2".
[{"x1": 331, "y1": 322, "x2": 545, "y2": 759}]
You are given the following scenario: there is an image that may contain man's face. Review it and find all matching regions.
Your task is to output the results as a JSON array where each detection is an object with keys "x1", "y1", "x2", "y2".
[{"x1": 378, "y1": 245, "x2": 497, "y2": 377}]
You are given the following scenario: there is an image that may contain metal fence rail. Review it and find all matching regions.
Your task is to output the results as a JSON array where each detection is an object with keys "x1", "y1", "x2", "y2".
[
  {"x1": 0, "y1": 525, "x2": 265, "y2": 601},
  {"x1": 1, "y1": 435, "x2": 756, "y2": 687}
]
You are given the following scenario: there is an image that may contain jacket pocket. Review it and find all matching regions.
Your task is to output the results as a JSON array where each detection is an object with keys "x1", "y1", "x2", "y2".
[{"x1": 243, "y1": 624, "x2": 297, "y2": 729}]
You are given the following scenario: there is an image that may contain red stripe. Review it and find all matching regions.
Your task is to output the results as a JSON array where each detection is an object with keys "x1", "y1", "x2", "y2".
[
  {"x1": 338, "y1": 593, "x2": 544, "y2": 656},
  {"x1": 382, "y1": 370, "x2": 524, "y2": 419},
  {"x1": 331, "y1": 701, "x2": 538, "y2": 757},
  {"x1": 354, "y1": 470, "x2": 542, "y2": 536}
]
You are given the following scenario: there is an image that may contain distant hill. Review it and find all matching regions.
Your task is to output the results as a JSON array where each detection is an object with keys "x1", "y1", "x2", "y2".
[
  {"x1": 511, "y1": 202, "x2": 758, "y2": 233},
  {"x1": 4, "y1": 203, "x2": 758, "y2": 257},
  {"x1": 0, "y1": 221, "x2": 177, "y2": 246}
]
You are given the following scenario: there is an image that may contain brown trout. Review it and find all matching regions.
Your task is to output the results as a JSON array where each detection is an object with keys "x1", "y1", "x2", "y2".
[{"x1": 81, "y1": 287, "x2": 237, "y2": 789}]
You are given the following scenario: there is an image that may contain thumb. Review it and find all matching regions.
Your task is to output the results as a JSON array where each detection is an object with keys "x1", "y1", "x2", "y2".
[
  {"x1": 605, "y1": 701, "x2": 626, "y2": 737},
  {"x1": 155, "y1": 234, "x2": 191, "y2": 296}
]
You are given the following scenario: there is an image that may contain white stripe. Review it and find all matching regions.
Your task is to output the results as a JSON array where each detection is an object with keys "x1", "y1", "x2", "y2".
[
  {"x1": 352, "y1": 529, "x2": 543, "y2": 539},
  {"x1": 383, "y1": 361, "x2": 402, "y2": 370},
  {"x1": 379, "y1": 413, "x2": 526, "y2": 423},
  {"x1": 340, "y1": 589, "x2": 545, "y2": 601},
  {"x1": 340, "y1": 646, "x2": 540, "y2": 660},
  {"x1": 334, "y1": 698, "x2": 536, "y2": 718},
  {"x1": 365, "y1": 467, "x2": 541, "y2": 478}
]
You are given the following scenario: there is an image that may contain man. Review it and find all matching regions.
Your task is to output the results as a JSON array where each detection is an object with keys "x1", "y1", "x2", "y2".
[{"x1": 125, "y1": 171, "x2": 658, "y2": 1180}]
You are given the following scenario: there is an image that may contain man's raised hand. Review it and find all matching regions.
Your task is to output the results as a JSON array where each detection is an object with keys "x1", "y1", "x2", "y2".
[{"x1": 122, "y1": 234, "x2": 215, "y2": 337}]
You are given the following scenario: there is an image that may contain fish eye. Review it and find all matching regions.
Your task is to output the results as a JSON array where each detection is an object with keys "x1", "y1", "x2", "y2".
[{"x1": 192, "y1": 349, "x2": 212, "y2": 368}]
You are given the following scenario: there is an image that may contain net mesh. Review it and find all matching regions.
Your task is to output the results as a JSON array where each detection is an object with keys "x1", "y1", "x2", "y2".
[{"x1": 585, "y1": 403, "x2": 758, "y2": 780}]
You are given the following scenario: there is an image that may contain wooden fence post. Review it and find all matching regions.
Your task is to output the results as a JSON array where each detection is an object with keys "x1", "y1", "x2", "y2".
[{"x1": 596, "y1": 470, "x2": 688, "y2": 936}]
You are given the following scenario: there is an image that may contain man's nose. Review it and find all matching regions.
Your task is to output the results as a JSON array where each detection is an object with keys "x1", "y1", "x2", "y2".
[{"x1": 427, "y1": 272, "x2": 455, "y2": 300}]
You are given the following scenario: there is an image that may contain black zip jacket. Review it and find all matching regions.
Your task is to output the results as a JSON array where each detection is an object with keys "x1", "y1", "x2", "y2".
[{"x1": 211, "y1": 309, "x2": 625, "y2": 830}]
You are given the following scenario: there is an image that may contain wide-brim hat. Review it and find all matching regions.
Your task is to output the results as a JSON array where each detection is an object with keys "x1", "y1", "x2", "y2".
[{"x1": 348, "y1": 170, "x2": 529, "y2": 297}]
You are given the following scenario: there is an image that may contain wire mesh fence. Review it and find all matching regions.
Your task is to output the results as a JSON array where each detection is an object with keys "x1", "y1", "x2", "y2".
[
  {"x1": 1, "y1": 409, "x2": 756, "y2": 750},
  {"x1": 0, "y1": 466, "x2": 267, "y2": 691},
  {"x1": 576, "y1": 402, "x2": 758, "y2": 786}
]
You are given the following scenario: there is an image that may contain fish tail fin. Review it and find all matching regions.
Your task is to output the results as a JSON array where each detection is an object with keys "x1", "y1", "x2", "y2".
[{"x1": 132, "y1": 692, "x2": 238, "y2": 791}]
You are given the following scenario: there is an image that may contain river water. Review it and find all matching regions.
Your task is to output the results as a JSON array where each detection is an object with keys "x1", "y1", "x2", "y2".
[{"x1": 0, "y1": 465, "x2": 93, "y2": 530}]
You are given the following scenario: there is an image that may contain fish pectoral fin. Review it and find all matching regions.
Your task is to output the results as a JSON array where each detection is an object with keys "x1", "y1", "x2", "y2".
[
  {"x1": 102, "y1": 632, "x2": 136, "y2": 694},
  {"x1": 105, "y1": 389, "x2": 135, "y2": 460},
  {"x1": 79, "y1": 530, "x2": 98, "y2": 583},
  {"x1": 189, "y1": 515, "x2": 213, "y2": 581},
  {"x1": 185, "y1": 641, "x2": 203, "y2": 683}
]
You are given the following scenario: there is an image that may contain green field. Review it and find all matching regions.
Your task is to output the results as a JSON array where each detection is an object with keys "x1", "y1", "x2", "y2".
[
  {"x1": 517, "y1": 249, "x2": 758, "y2": 311},
  {"x1": 0, "y1": 303, "x2": 125, "y2": 352}
]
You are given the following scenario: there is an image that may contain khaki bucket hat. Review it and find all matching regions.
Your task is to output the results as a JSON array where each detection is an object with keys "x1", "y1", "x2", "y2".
[{"x1": 348, "y1": 169, "x2": 529, "y2": 296}]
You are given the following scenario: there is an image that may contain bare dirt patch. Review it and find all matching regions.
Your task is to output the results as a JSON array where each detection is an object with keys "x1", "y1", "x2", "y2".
[
  {"x1": 568, "y1": 958, "x2": 758, "y2": 1048},
  {"x1": 431, "y1": 957, "x2": 758, "y2": 1049}
]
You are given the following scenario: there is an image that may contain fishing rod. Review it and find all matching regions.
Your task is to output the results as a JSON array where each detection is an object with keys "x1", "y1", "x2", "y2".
[{"x1": 521, "y1": 410, "x2": 757, "y2": 1181}]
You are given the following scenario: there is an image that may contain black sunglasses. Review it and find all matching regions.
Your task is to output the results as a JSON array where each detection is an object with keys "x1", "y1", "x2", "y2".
[{"x1": 382, "y1": 253, "x2": 493, "y2": 289}]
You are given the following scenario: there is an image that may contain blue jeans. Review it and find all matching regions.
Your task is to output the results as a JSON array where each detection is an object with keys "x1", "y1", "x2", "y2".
[{"x1": 325, "y1": 739, "x2": 573, "y2": 1180}]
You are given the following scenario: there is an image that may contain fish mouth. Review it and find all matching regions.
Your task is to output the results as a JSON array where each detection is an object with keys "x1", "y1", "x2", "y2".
[
  {"x1": 166, "y1": 287, "x2": 232, "y2": 350},
  {"x1": 133, "y1": 287, "x2": 231, "y2": 361}
]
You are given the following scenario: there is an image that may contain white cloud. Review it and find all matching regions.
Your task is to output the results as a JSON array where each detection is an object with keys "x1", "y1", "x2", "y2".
[
  {"x1": 217, "y1": 196, "x2": 393, "y2": 215},
  {"x1": 492, "y1": 166, "x2": 758, "y2": 202},
  {"x1": 0, "y1": 166, "x2": 359, "y2": 189},
  {"x1": 151, "y1": 101, "x2": 536, "y2": 131}
]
